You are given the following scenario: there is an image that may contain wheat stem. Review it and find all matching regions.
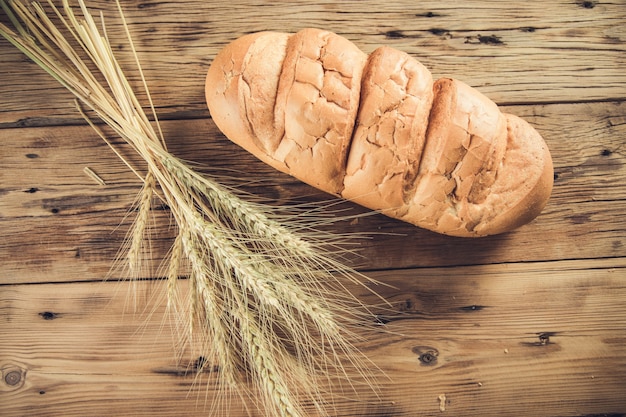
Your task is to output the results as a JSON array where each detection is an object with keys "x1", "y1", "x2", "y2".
[
  {"x1": 126, "y1": 170, "x2": 155, "y2": 276},
  {"x1": 0, "y1": 2, "x2": 384, "y2": 416}
]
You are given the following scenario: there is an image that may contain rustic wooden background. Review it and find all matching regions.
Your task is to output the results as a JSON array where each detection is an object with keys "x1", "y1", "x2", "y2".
[{"x1": 1, "y1": 0, "x2": 625, "y2": 416}]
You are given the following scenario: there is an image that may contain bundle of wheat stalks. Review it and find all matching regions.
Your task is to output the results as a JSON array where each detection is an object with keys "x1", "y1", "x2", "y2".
[{"x1": 0, "y1": 1, "x2": 385, "y2": 416}]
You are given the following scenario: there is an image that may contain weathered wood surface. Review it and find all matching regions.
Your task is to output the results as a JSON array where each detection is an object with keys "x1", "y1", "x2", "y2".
[
  {"x1": 2, "y1": 259, "x2": 626, "y2": 417},
  {"x1": 1, "y1": 102, "x2": 625, "y2": 283},
  {"x1": 1, "y1": 0, "x2": 625, "y2": 128},
  {"x1": 1, "y1": 0, "x2": 625, "y2": 416}
]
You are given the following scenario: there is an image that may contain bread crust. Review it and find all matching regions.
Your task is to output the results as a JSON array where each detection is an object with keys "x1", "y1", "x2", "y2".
[
  {"x1": 272, "y1": 28, "x2": 367, "y2": 195},
  {"x1": 342, "y1": 46, "x2": 433, "y2": 216},
  {"x1": 205, "y1": 29, "x2": 554, "y2": 237},
  {"x1": 205, "y1": 31, "x2": 291, "y2": 172},
  {"x1": 401, "y1": 78, "x2": 510, "y2": 236},
  {"x1": 472, "y1": 114, "x2": 554, "y2": 236}
]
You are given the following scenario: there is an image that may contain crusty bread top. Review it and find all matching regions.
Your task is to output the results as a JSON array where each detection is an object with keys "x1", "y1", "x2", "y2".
[
  {"x1": 342, "y1": 46, "x2": 433, "y2": 215},
  {"x1": 471, "y1": 113, "x2": 554, "y2": 236},
  {"x1": 272, "y1": 28, "x2": 367, "y2": 195},
  {"x1": 205, "y1": 31, "x2": 290, "y2": 170},
  {"x1": 240, "y1": 32, "x2": 290, "y2": 153},
  {"x1": 401, "y1": 78, "x2": 510, "y2": 236},
  {"x1": 206, "y1": 29, "x2": 554, "y2": 237}
]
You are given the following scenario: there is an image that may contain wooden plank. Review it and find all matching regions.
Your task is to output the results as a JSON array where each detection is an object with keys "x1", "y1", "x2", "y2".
[
  {"x1": 1, "y1": 101, "x2": 625, "y2": 283},
  {"x1": 1, "y1": 2, "x2": 625, "y2": 417},
  {"x1": 1, "y1": 259, "x2": 625, "y2": 416},
  {"x1": 1, "y1": 0, "x2": 625, "y2": 127}
]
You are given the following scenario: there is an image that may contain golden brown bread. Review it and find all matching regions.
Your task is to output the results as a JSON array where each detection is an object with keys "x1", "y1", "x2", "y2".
[
  {"x1": 343, "y1": 46, "x2": 433, "y2": 217},
  {"x1": 272, "y1": 28, "x2": 367, "y2": 194},
  {"x1": 205, "y1": 29, "x2": 553, "y2": 237}
]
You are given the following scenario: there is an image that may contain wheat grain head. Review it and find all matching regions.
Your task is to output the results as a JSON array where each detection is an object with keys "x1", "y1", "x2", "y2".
[{"x1": 0, "y1": 1, "x2": 387, "y2": 416}]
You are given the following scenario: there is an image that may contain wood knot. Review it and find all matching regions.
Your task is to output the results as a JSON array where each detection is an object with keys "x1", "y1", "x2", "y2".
[
  {"x1": 5, "y1": 371, "x2": 21, "y2": 386},
  {"x1": 420, "y1": 352, "x2": 438, "y2": 364},
  {"x1": 577, "y1": 0, "x2": 596, "y2": 8},
  {"x1": 416, "y1": 11, "x2": 442, "y2": 18},
  {"x1": 384, "y1": 30, "x2": 405, "y2": 39},
  {"x1": 192, "y1": 356, "x2": 219, "y2": 374},
  {"x1": 412, "y1": 346, "x2": 439, "y2": 366},
  {"x1": 537, "y1": 332, "x2": 558, "y2": 346},
  {"x1": 39, "y1": 311, "x2": 60, "y2": 320},
  {"x1": 429, "y1": 28, "x2": 449, "y2": 36},
  {"x1": 1, "y1": 364, "x2": 26, "y2": 391},
  {"x1": 465, "y1": 34, "x2": 505, "y2": 46},
  {"x1": 193, "y1": 356, "x2": 207, "y2": 370}
]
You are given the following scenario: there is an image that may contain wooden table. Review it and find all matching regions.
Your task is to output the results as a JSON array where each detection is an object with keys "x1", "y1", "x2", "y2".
[{"x1": 1, "y1": 1, "x2": 625, "y2": 416}]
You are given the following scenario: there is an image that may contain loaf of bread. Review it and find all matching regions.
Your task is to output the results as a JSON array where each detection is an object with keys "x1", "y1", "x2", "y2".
[{"x1": 205, "y1": 29, "x2": 553, "y2": 237}]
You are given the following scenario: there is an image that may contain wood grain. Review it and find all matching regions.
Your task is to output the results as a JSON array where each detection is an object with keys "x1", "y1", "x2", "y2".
[
  {"x1": 1, "y1": 259, "x2": 625, "y2": 417},
  {"x1": 1, "y1": 0, "x2": 625, "y2": 127},
  {"x1": 1, "y1": 0, "x2": 625, "y2": 416},
  {"x1": 1, "y1": 102, "x2": 625, "y2": 283}
]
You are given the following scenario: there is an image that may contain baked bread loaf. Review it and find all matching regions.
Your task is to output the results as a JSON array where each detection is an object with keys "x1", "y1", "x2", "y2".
[{"x1": 205, "y1": 28, "x2": 553, "y2": 237}]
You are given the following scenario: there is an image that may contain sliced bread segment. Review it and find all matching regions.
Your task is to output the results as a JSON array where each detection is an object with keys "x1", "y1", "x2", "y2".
[
  {"x1": 342, "y1": 46, "x2": 433, "y2": 216},
  {"x1": 272, "y1": 28, "x2": 367, "y2": 195}
]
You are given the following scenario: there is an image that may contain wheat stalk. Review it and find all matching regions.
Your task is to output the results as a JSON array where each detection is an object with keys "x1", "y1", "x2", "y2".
[
  {"x1": 0, "y1": 1, "x2": 385, "y2": 416},
  {"x1": 127, "y1": 170, "x2": 155, "y2": 274}
]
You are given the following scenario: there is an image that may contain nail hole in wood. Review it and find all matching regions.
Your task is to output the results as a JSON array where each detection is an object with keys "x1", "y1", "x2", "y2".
[{"x1": 459, "y1": 304, "x2": 486, "y2": 312}]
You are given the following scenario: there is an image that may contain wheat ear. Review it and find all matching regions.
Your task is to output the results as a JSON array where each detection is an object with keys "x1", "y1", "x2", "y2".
[{"x1": 0, "y1": 1, "x2": 386, "y2": 416}]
